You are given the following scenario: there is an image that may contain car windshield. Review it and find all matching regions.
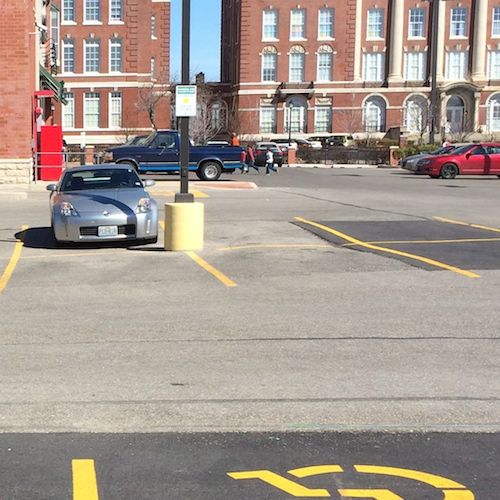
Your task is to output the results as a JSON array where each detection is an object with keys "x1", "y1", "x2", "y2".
[
  {"x1": 450, "y1": 144, "x2": 474, "y2": 155},
  {"x1": 61, "y1": 168, "x2": 143, "y2": 191},
  {"x1": 431, "y1": 146, "x2": 455, "y2": 155}
]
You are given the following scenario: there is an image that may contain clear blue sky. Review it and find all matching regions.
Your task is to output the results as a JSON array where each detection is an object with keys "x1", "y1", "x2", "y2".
[{"x1": 170, "y1": 0, "x2": 222, "y2": 82}]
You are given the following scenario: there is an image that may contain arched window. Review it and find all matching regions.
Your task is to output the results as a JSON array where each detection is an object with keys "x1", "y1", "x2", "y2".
[
  {"x1": 446, "y1": 95, "x2": 465, "y2": 133},
  {"x1": 317, "y1": 45, "x2": 333, "y2": 82},
  {"x1": 210, "y1": 100, "x2": 228, "y2": 131},
  {"x1": 364, "y1": 96, "x2": 386, "y2": 132},
  {"x1": 261, "y1": 46, "x2": 278, "y2": 82},
  {"x1": 289, "y1": 45, "x2": 306, "y2": 82},
  {"x1": 285, "y1": 95, "x2": 308, "y2": 133},
  {"x1": 488, "y1": 94, "x2": 500, "y2": 131},
  {"x1": 404, "y1": 95, "x2": 428, "y2": 133}
]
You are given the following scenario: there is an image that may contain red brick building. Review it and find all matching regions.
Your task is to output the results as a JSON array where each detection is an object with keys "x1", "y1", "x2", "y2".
[
  {"x1": 54, "y1": 0, "x2": 171, "y2": 146},
  {"x1": 221, "y1": 0, "x2": 500, "y2": 141}
]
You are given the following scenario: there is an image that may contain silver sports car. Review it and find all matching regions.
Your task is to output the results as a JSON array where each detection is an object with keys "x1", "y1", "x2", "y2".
[{"x1": 47, "y1": 165, "x2": 158, "y2": 244}]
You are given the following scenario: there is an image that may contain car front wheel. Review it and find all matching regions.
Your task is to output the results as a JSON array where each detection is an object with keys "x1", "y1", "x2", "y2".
[
  {"x1": 440, "y1": 163, "x2": 459, "y2": 179},
  {"x1": 198, "y1": 161, "x2": 222, "y2": 181}
]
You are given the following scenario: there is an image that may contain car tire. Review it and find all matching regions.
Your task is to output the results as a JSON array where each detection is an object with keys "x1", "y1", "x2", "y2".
[
  {"x1": 117, "y1": 160, "x2": 138, "y2": 172},
  {"x1": 198, "y1": 161, "x2": 222, "y2": 181},
  {"x1": 142, "y1": 236, "x2": 158, "y2": 245},
  {"x1": 440, "y1": 163, "x2": 459, "y2": 179}
]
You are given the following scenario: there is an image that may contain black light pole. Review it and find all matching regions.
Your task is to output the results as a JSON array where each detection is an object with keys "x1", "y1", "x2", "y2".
[
  {"x1": 429, "y1": 0, "x2": 440, "y2": 144},
  {"x1": 176, "y1": 0, "x2": 194, "y2": 203}
]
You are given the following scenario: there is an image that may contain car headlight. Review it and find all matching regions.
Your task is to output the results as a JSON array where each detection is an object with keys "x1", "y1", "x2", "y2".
[
  {"x1": 135, "y1": 198, "x2": 152, "y2": 213},
  {"x1": 417, "y1": 159, "x2": 432, "y2": 166},
  {"x1": 60, "y1": 202, "x2": 78, "y2": 217}
]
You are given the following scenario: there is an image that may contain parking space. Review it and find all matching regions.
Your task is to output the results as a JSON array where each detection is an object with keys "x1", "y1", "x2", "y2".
[{"x1": 294, "y1": 217, "x2": 500, "y2": 277}]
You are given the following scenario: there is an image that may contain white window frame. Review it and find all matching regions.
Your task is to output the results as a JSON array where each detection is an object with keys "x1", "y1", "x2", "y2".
[
  {"x1": 50, "y1": 7, "x2": 60, "y2": 65},
  {"x1": 151, "y1": 57, "x2": 156, "y2": 79},
  {"x1": 450, "y1": 7, "x2": 467, "y2": 38},
  {"x1": 446, "y1": 51, "x2": 467, "y2": 79},
  {"x1": 404, "y1": 52, "x2": 426, "y2": 81},
  {"x1": 488, "y1": 94, "x2": 500, "y2": 130},
  {"x1": 84, "y1": 39, "x2": 100, "y2": 73},
  {"x1": 318, "y1": 8, "x2": 335, "y2": 39},
  {"x1": 62, "y1": 92, "x2": 75, "y2": 129},
  {"x1": 260, "y1": 106, "x2": 276, "y2": 133},
  {"x1": 109, "y1": 92, "x2": 122, "y2": 129},
  {"x1": 315, "y1": 106, "x2": 332, "y2": 133},
  {"x1": 493, "y1": 7, "x2": 500, "y2": 37},
  {"x1": 84, "y1": 0, "x2": 101, "y2": 23},
  {"x1": 62, "y1": 0, "x2": 75, "y2": 23},
  {"x1": 109, "y1": 38, "x2": 122, "y2": 73},
  {"x1": 84, "y1": 92, "x2": 100, "y2": 129},
  {"x1": 364, "y1": 97, "x2": 386, "y2": 132},
  {"x1": 290, "y1": 9, "x2": 306, "y2": 40},
  {"x1": 261, "y1": 50, "x2": 278, "y2": 82},
  {"x1": 289, "y1": 51, "x2": 305, "y2": 82},
  {"x1": 404, "y1": 96, "x2": 428, "y2": 133},
  {"x1": 109, "y1": 0, "x2": 123, "y2": 23},
  {"x1": 151, "y1": 15, "x2": 157, "y2": 39},
  {"x1": 488, "y1": 50, "x2": 500, "y2": 79},
  {"x1": 363, "y1": 53, "x2": 385, "y2": 82},
  {"x1": 317, "y1": 50, "x2": 333, "y2": 82},
  {"x1": 262, "y1": 9, "x2": 278, "y2": 40},
  {"x1": 367, "y1": 9, "x2": 384, "y2": 39},
  {"x1": 62, "y1": 39, "x2": 75, "y2": 73},
  {"x1": 408, "y1": 8, "x2": 425, "y2": 38}
]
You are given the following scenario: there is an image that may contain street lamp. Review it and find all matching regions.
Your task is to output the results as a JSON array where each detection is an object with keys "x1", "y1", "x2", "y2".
[{"x1": 429, "y1": 0, "x2": 440, "y2": 144}]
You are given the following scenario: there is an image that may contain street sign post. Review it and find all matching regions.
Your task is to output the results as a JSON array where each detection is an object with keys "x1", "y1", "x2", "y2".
[{"x1": 176, "y1": 85, "x2": 197, "y2": 118}]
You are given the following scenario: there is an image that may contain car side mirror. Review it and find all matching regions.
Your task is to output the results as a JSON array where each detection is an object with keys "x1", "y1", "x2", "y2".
[
  {"x1": 143, "y1": 179, "x2": 155, "y2": 187},
  {"x1": 465, "y1": 153, "x2": 471, "y2": 159},
  {"x1": 46, "y1": 184, "x2": 58, "y2": 192}
]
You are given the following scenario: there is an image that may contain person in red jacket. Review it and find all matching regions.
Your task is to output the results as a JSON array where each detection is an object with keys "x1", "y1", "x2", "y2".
[{"x1": 243, "y1": 144, "x2": 259, "y2": 174}]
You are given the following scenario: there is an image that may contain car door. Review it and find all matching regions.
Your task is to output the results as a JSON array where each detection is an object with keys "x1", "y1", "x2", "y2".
[
  {"x1": 461, "y1": 145, "x2": 488, "y2": 175},
  {"x1": 142, "y1": 132, "x2": 179, "y2": 171},
  {"x1": 486, "y1": 145, "x2": 500, "y2": 174}
]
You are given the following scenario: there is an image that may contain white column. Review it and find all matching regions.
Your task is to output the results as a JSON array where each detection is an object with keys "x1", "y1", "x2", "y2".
[
  {"x1": 436, "y1": 0, "x2": 446, "y2": 81},
  {"x1": 472, "y1": 0, "x2": 488, "y2": 80},
  {"x1": 388, "y1": 0, "x2": 405, "y2": 82},
  {"x1": 353, "y1": 0, "x2": 363, "y2": 80},
  {"x1": 474, "y1": 92, "x2": 481, "y2": 130}
]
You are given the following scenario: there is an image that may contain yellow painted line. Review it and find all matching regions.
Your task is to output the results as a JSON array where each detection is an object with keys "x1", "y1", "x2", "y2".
[
  {"x1": 289, "y1": 465, "x2": 344, "y2": 477},
  {"x1": 443, "y1": 490, "x2": 475, "y2": 500},
  {"x1": 227, "y1": 470, "x2": 330, "y2": 497},
  {"x1": 185, "y1": 251, "x2": 237, "y2": 287},
  {"x1": 22, "y1": 251, "x2": 125, "y2": 260},
  {"x1": 295, "y1": 217, "x2": 480, "y2": 279},
  {"x1": 0, "y1": 225, "x2": 28, "y2": 294},
  {"x1": 72, "y1": 459, "x2": 99, "y2": 500},
  {"x1": 220, "y1": 243, "x2": 332, "y2": 251},
  {"x1": 338, "y1": 489, "x2": 402, "y2": 500},
  {"x1": 341, "y1": 237, "x2": 500, "y2": 246},
  {"x1": 354, "y1": 465, "x2": 469, "y2": 489},
  {"x1": 435, "y1": 216, "x2": 500, "y2": 234}
]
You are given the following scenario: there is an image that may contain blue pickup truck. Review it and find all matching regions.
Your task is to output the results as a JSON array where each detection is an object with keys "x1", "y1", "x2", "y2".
[{"x1": 103, "y1": 130, "x2": 245, "y2": 181}]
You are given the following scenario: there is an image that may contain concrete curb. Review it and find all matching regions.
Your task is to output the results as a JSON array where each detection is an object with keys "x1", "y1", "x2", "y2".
[{"x1": 287, "y1": 163, "x2": 379, "y2": 169}]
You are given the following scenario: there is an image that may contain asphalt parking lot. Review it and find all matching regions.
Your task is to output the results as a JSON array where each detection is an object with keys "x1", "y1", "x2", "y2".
[{"x1": 0, "y1": 167, "x2": 499, "y2": 498}]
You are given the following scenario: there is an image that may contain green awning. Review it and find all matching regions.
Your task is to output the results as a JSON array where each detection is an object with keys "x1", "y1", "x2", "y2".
[{"x1": 39, "y1": 65, "x2": 66, "y2": 104}]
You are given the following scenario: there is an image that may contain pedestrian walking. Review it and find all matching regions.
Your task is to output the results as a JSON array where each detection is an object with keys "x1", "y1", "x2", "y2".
[
  {"x1": 244, "y1": 144, "x2": 259, "y2": 174},
  {"x1": 265, "y1": 148, "x2": 277, "y2": 175}
]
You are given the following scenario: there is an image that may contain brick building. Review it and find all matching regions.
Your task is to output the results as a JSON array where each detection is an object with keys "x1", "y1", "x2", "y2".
[
  {"x1": 221, "y1": 0, "x2": 500, "y2": 141},
  {"x1": 0, "y1": 0, "x2": 64, "y2": 183},
  {"x1": 54, "y1": 0, "x2": 171, "y2": 146}
]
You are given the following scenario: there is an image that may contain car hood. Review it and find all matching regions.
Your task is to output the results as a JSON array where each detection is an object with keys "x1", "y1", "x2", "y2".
[{"x1": 55, "y1": 188, "x2": 149, "y2": 214}]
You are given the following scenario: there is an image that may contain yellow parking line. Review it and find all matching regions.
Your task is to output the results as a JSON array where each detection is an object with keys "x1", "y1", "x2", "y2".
[
  {"x1": 295, "y1": 217, "x2": 480, "y2": 279},
  {"x1": 0, "y1": 225, "x2": 28, "y2": 294},
  {"x1": 342, "y1": 237, "x2": 500, "y2": 246},
  {"x1": 220, "y1": 243, "x2": 331, "y2": 251},
  {"x1": 72, "y1": 459, "x2": 99, "y2": 500},
  {"x1": 185, "y1": 251, "x2": 237, "y2": 287},
  {"x1": 434, "y1": 216, "x2": 500, "y2": 234}
]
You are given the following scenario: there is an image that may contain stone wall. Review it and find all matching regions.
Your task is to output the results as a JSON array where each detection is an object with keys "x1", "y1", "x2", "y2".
[{"x1": 0, "y1": 160, "x2": 33, "y2": 184}]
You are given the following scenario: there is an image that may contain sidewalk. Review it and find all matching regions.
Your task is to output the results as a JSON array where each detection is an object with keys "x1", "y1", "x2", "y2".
[
  {"x1": 287, "y1": 163, "x2": 385, "y2": 169},
  {"x1": 0, "y1": 182, "x2": 50, "y2": 199}
]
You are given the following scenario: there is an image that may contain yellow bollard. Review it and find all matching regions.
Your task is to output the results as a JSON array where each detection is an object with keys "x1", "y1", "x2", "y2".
[{"x1": 164, "y1": 202, "x2": 204, "y2": 251}]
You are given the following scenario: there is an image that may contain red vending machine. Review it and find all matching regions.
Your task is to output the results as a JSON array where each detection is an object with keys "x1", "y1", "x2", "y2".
[{"x1": 38, "y1": 125, "x2": 64, "y2": 181}]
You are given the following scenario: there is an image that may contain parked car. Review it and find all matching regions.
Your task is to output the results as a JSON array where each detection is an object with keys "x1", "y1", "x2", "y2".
[
  {"x1": 104, "y1": 130, "x2": 245, "y2": 181},
  {"x1": 47, "y1": 165, "x2": 158, "y2": 244},
  {"x1": 416, "y1": 143, "x2": 500, "y2": 178},
  {"x1": 325, "y1": 135, "x2": 355, "y2": 147},
  {"x1": 401, "y1": 145, "x2": 456, "y2": 172},
  {"x1": 306, "y1": 137, "x2": 323, "y2": 149},
  {"x1": 274, "y1": 139, "x2": 298, "y2": 152},
  {"x1": 254, "y1": 142, "x2": 284, "y2": 167}
]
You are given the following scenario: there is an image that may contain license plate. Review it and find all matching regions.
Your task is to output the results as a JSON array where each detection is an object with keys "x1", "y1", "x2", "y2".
[{"x1": 98, "y1": 226, "x2": 118, "y2": 237}]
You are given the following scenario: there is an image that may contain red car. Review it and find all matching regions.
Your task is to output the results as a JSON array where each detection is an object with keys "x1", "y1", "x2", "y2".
[{"x1": 416, "y1": 143, "x2": 500, "y2": 179}]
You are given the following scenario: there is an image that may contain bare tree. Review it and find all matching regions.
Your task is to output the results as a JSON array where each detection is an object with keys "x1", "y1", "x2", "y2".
[
  {"x1": 404, "y1": 100, "x2": 429, "y2": 145},
  {"x1": 136, "y1": 71, "x2": 171, "y2": 130}
]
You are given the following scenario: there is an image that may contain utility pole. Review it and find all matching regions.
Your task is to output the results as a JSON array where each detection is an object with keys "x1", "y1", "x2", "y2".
[
  {"x1": 176, "y1": 0, "x2": 194, "y2": 203},
  {"x1": 429, "y1": 0, "x2": 440, "y2": 144}
]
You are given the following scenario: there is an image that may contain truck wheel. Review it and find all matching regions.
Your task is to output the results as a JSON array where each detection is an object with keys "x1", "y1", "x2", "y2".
[
  {"x1": 117, "y1": 160, "x2": 138, "y2": 172},
  {"x1": 198, "y1": 161, "x2": 221, "y2": 181}
]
